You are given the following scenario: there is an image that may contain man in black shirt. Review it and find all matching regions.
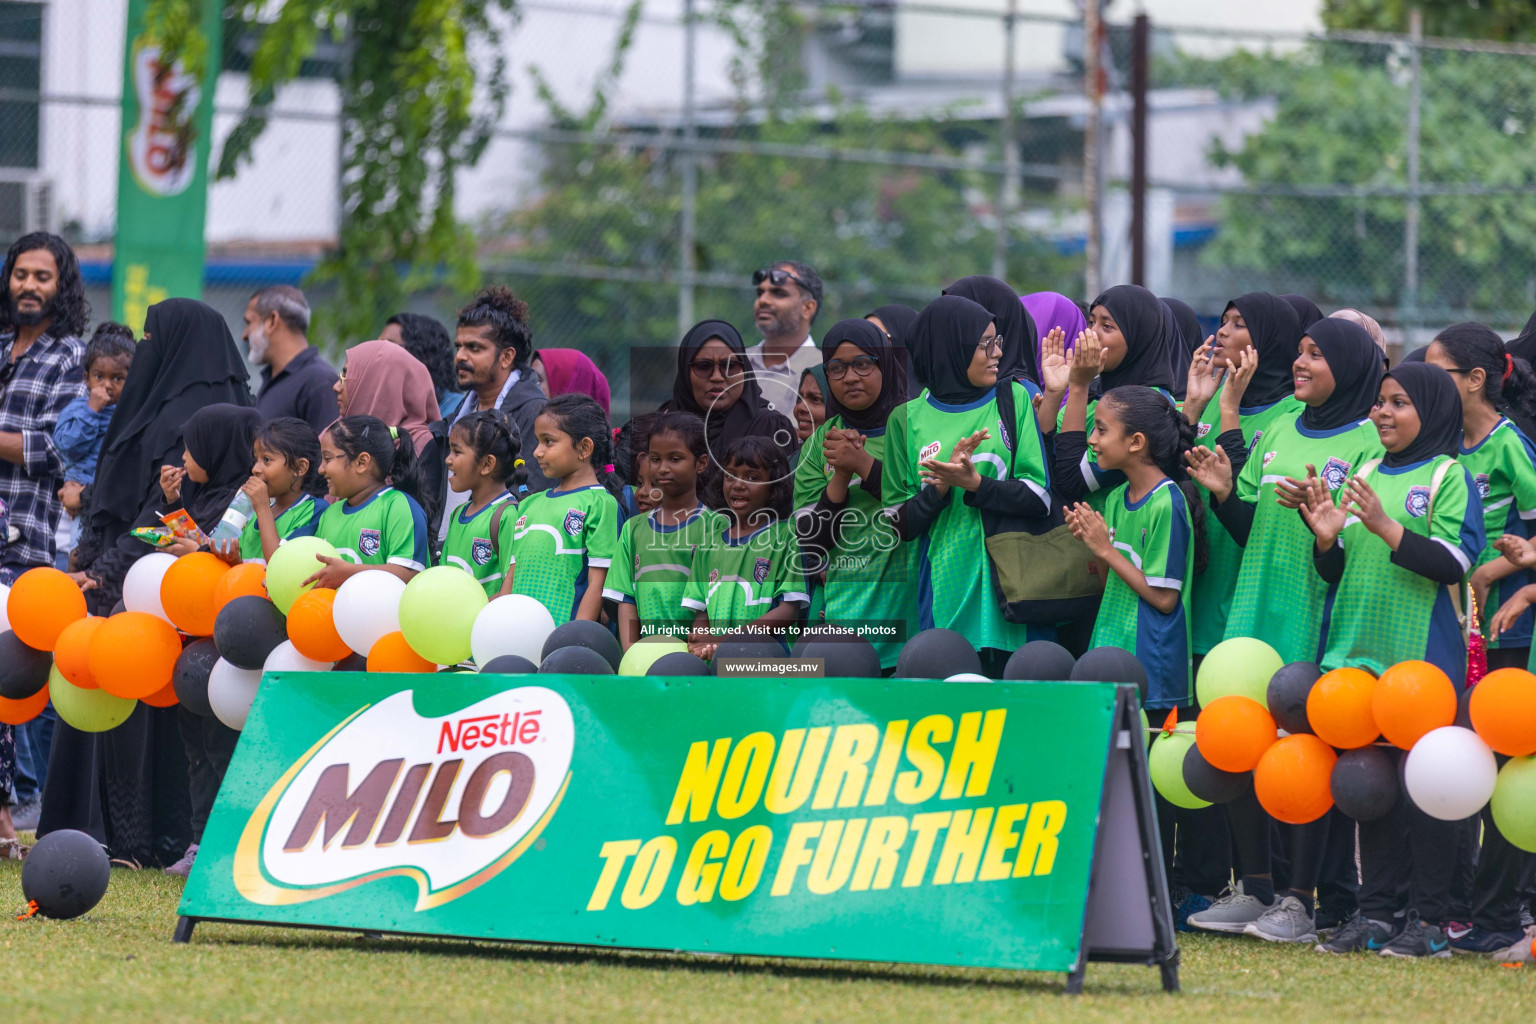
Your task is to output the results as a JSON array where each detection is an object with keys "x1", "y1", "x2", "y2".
[{"x1": 245, "y1": 285, "x2": 339, "y2": 435}]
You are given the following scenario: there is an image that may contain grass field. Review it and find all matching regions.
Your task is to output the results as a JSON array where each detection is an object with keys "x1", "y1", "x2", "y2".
[{"x1": 2, "y1": 862, "x2": 1531, "y2": 1024}]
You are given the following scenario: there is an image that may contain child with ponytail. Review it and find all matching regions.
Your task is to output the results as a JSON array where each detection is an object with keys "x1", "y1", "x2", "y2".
[
  {"x1": 1065, "y1": 384, "x2": 1207, "y2": 711},
  {"x1": 307, "y1": 415, "x2": 432, "y2": 586},
  {"x1": 502, "y1": 393, "x2": 623, "y2": 623},
  {"x1": 441, "y1": 410, "x2": 527, "y2": 598}
]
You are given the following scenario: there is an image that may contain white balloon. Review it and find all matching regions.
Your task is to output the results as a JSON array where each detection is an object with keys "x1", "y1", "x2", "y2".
[
  {"x1": 945, "y1": 673, "x2": 992, "y2": 683},
  {"x1": 263, "y1": 640, "x2": 334, "y2": 674},
  {"x1": 332, "y1": 570, "x2": 406, "y2": 657},
  {"x1": 1404, "y1": 725, "x2": 1498, "y2": 821},
  {"x1": 208, "y1": 657, "x2": 263, "y2": 731},
  {"x1": 123, "y1": 551, "x2": 176, "y2": 621},
  {"x1": 471, "y1": 594, "x2": 556, "y2": 668},
  {"x1": 0, "y1": 581, "x2": 10, "y2": 633}
]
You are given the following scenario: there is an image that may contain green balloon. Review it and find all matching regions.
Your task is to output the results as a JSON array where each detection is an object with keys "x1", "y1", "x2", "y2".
[
  {"x1": 1197, "y1": 636, "x2": 1284, "y2": 708},
  {"x1": 1149, "y1": 722, "x2": 1211, "y2": 810},
  {"x1": 266, "y1": 536, "x2": 340, "y2": 614},
  {"x1": 398, "y1": 566, "x2": 489, "y2": 666},
  {"x1": 49, "y1": 665, "x2": 136, "y2": 733},
  {"x1": 618, "y1": 636, "x2": 691, "y2": 676},
  {"x1": 1491, "y1": 755, "x2": 1536, "y2": 854}
]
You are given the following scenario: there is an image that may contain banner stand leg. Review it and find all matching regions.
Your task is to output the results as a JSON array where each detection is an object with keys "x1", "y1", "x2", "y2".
[{"x1": 173, "y1": 917, "x2": 199, "y2": 944}]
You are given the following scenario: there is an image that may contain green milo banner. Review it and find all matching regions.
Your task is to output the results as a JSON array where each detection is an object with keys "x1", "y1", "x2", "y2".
[
  {"x1": 112, "y1": 0, "x2": 223, "y2": 332},
  {"x1": 180, "y1": 673, "x2": 1158, "y2": 976}
]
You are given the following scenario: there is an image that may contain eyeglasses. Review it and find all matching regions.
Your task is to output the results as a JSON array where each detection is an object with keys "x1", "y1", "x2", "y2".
[
  {"x1": 825, "y1": 355, "x2": 879, "y2": 380},
  {"x1": 690, "y1": 356, "x2": 747, "y2": 379},
  {"x1": 976, "y1": 337, "x2": 1003, "y2": 355},
  {"x1": 753, "y1": 266, "x2": 807, "y2": 292}
]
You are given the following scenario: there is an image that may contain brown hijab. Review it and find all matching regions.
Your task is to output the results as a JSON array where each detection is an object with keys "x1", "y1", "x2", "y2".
[{"x1": 341, "y1": 339, "x2": 441, "y2": 454}]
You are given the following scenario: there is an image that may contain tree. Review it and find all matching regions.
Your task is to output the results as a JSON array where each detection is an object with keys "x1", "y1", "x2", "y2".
[
  {"x1": 1322, "y1": 0, "x2": 1536, "y2": 42},
  {"x1": 146, "y1": 0, "x2": 515, "y2": 343}
]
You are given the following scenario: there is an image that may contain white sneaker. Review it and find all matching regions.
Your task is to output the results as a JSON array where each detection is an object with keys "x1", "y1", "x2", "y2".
[
  {"x1": 1244, "y1": 895, "x2": 1318, "y2": 943},
  {"x1": 1187, "y1": 881, "x2": 1272, "y2": 934}
]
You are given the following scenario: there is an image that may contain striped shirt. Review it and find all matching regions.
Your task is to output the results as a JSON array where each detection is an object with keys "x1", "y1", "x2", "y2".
[{"x1": 0, "y1": 329, "x2": 84, "y2": 574}]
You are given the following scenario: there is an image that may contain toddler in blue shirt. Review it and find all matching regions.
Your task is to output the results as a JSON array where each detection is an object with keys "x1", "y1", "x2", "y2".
[{"x1": 54, "y1": 322, "x2": 134, "y2": 563}]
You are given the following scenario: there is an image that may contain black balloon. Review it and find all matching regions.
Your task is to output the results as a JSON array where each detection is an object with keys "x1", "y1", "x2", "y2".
[
  {"x1": 1331, "y1": 746, "x2": 1400, "y2": 822},
  {"x1": 334, "y1": 652, "x2": 369, "y2": 672},
  {"x1": 0, "y1": 629, "x2": 53, "y2": 700},
  {"x1": 897, "y1": 628, "x2": 981, "y2": 679},
  {"x1": 21, "y1": 829, "x2": 110, "y2": 919},
  {"x1": 648, "y1": 651, "x2": 712, "y2": 676},
  {"x1": 1003, "y1": 640, "x2": 1077, "y2": 681},
  {"x1": 539, "y1": 645, "x2": 615, "y2": 675},
  {"x1": 1182, "y1": 745, "x2": 1252, "y2": 804},
  {"x1": 212, "y1": 595, "x2": 287, "y2": 670},
  {"x1": 714, "y1": 632, "x2": 788, "y2": 665},
  {"x1": 794, "y1": 633, "x2": 881, "y2": 678},
  {"x1": 1455, "y1": 680, "x2": 1473, "y2": 730},
  {"x1": 481, "y1": 654, "x2": 538, "y2": 674},
  {"x1": 1070, "y1": 646, "x2": 1148, "y2": 700},
  {"x1": 1267, "y1": 661, "x2": 1320, "y2": 735},
  {"x1": 172, "y1": 638, "x2": 220, "y2": 718},
  {"x1": 541, "y1": 620, "x2": 623, "y2": 671}
]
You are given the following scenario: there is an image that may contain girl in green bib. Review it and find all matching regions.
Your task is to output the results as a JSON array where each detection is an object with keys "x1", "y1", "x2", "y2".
[
  {"x1": 225, "y1": 417, "x2": 327, "y2": 564},
  {"x1": 441, "y1": 410, "x2": 525, "y2": 598},
  {"x1": 308, "y1": 415, "x2": 433, "y2": 586}
]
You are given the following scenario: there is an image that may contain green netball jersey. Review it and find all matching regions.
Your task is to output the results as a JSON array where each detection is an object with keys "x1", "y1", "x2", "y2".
[
  {"x1": 1057, "y1": 389, "x2": 1176, "y2": 511},
  {"x1": 603, "y1": 505, "x2": 727, "y2": 640},
  {"x1": 1459, "y1": 419, "x2": 1536, "y2": 648},
  {"x1": 1320, "y1": 456, "x2": 1483, "y2": 679},
  {"x1": 1090, "y1": 478, "x2": 1194, "y2": 709},
  {"x1": 237, "y1": 493, "x2": 324, "y2": 563},
  {"x1": 441, "y1": 492, "x2": 517, "y2": 598},
  {"x1": 681, "y1": 519, "x2": 809, "y2": 634},
  {"x1": 313, "y1": 488, "x2": 430, "y2": 570},
  {"x1": 1189, "y1": 391, "x2": 1304, "y2": 654},
  {"x1": 885, "y1": 381, "x2": 1052, "y2": 653},
  {"x1": 793, "y1": 415, "x2": 916, "y2": 668},
  {"x1": 1223, "y1": 414, "x2": 1382, "y2": 664},
  {"x1": 508, "y1": 484, "x2": 620, "y2": 625}
]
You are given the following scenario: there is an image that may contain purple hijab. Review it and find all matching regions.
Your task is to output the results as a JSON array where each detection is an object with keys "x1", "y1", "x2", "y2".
[{"x1": 1022, "y1": 292, "x2": 1088, "y2": 406}]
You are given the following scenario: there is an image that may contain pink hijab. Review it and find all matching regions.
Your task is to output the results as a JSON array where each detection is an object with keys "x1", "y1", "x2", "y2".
[
  {"x1": 538, "y1": 348, "x2": 611, "y2": 414},
  {"x1": 342, "y1": 339, "x2": 441, "y2": 454}
]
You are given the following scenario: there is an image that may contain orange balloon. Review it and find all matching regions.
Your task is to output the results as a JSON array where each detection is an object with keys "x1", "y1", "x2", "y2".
[
  {"x1": 367, "y1": 631, "x2": 435, "y2": 673},
  {"x1": 1373, "y1": 660, "x2": 1457, "y2": 749},
  {"x1": 0, "y1": 684, "x2": 48, "y2": 725},
  {"x1": 8, "y1": 566, "x2": 87, "y2": 651},
  {"x1": 1195, "y1": 695, "x2": 1278, "y2": 772},
  {"x1": 213, "y1": 562, "x2": 268, "y2": 617},
  {"x1": 88, "y1": 612, "x2": 183, "y2": 699},
  {"x1": 287, "y1": 589, "x2": 352, "y2": 663},
  {"x1": 141, "y1": 678, "x2": 180, "y2": 708},
  {"x1": 1254, "y1": 734, "x2": 1337, "y2": 824},
  {"x1": 1470, "y1": 668, "x2": 1536, "y2": 757},
  {"x1": 160, "y1": 552, "x2": 231, "y2": 636},
  {"x1": 54, "y1": 616, "x2": 104, "y2": 689},
  {"x1": 1307, "y1": 667, "x2": 1379, "y2": 749}
]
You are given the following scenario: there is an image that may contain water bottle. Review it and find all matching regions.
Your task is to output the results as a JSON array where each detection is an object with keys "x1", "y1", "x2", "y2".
[{"x1": 211, "y1": 490, "x2": 256, "y2": 542}]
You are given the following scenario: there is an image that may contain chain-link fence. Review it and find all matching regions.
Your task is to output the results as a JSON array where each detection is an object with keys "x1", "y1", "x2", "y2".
[{"x1": 8, "y1": 2, "x2": 1536, "y2": 419}]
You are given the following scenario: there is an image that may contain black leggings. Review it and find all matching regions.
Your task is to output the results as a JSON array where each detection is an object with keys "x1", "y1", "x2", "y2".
[{"x1": 1225, "y1": 786, "x2": 1331, "y2": 893}]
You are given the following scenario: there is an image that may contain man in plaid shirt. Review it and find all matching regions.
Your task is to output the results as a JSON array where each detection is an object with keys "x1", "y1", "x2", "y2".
[{"x1": 0, "y1": 232, "x2": 87, "y2": 583}]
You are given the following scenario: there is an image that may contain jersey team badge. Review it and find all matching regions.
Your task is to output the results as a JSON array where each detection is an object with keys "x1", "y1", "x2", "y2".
[
  {"x1": 1475, "y1": 473, "x2": 1491, "y2": 500},
  {"x1": 708, "y1": 568, "x2": 720, "y2": 583},
  {"x1": 1321, "y1": 457, "x2": 1352, "y2": 490},
  {"x1": 359, "y1": 528, "x2": 382, "y2": 557},
  {"x1": 1405, "y1": 485, "x2": 1431, "y2": 518},
  {"x1": 753, "y1": 557, "x2": 771, "y2": 583},
  {"x1": 562, "y1": 508, "x2": 586, "y2": 537},
  {"x1": 471, "y1": 538, "x2": 494, "y2": 566}
]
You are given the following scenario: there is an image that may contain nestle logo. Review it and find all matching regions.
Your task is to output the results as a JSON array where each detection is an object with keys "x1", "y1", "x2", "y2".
[{"x1": 438, "y1": 711, "x2": 541, "y2": 754}]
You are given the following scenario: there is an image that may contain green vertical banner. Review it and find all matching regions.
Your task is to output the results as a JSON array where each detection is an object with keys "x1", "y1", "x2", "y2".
[{"x1": 112, "y1": 0, "x2": 223, "y2": 333}]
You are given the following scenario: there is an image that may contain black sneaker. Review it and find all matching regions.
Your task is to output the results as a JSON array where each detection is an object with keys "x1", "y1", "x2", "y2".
[
  {"x1": 1450, "y1": 926, "x2": 1528, "y2": 956},
  {"x1": 1378, "y1": 912, "x2": 1452, "y2": 959},
  {"x1": 1315, "y1": 912, "x2": 1395, "y2": 954}
]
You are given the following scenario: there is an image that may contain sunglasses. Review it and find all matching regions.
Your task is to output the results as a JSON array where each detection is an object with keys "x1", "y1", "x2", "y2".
[
  {"x1": 825, "y1": 355, "x2": 879, "y2": 380},
  {"x1": 690, "y1": 356, "x2": 747, "y2": 379},
  {"x1": 753, "y1": 267, "x2": 807, "y2": 292}
]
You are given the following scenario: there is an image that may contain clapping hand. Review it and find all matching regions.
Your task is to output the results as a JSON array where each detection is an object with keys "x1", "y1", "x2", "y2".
[
  {"x1": 1494, "y1": 533, "x2": 1536, "y2": 568},
  {"x1": 1067, "y1": 329, "x2": 1103, "y2": 389},
  {"x1": 1064, "y1": 501, "x2": 1113, "y2": 559},
  {"x1": 920, "y1": 430, "x2": 987, "y2": 493},
  {"x1": 1038, "y1": 328, "x2": 1071, "y2": 394},
  {"x1": 1184, "y1": 444, "x2": 1234, "y2": 501},
  {"x1": 1184, "y1": 338, "x2": 1222, "y2": 411},
  {"x1": 1298, "y1": 472, "x2": 1347, "y2": 549}
]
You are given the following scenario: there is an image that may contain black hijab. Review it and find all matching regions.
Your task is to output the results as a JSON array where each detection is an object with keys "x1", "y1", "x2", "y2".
[
  {"x1": 1508, "y1": 308, "x2": 1536, "y2": 365},
  {"x1": 1281, "y1": 294, "x2": 1325, "y2": 336},
  {"x1": 1299, "y1": 318, "x2": 1384, "y2": 432},
  {"x1": 913, "y1": 295, "x2": 996, "y2": 405},
  {"x1": 820, "y1": 318, "x2": 909, "y2": 433},
  {"x1": 666, "y1": 319, "x2": 796, "y2": 458},
  {"x1": 181, "y1": 404, "x2": 264, "y2": 529},
  {"x1": 943, "y1": 276, "x2": 1038, "y2": 384},
  {"x1": 1228, "y1": 291, "x2": 1303, "y2": 407},
  {"x1": 867, "y1": 304, "x2": 921, "y2": 399},
  {"x1": 1380, "y1": 362, "x2": 1463, "y2": 468},
  {"x1": 1161, "y1": 297, "x2": 1203, "y2": 401},
  {"x1": 1091, "y1": 284, "x2": 1176, "y2": 393},
  {"x1": 88, "y1": 298, "x2": 252, "y2": 528}
]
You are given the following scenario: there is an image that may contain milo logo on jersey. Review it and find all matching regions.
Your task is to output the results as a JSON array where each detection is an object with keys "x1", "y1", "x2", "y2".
[
  {"x1": 1321, "y1": 457, "x2": 1352, "y2": 490},
  {"x1": 232, "y1": 687, "x2": 574, "y2": 911},
  {"x1": 1196, "y1": 423, "x2": 1211, "y2": 439},
  {"x1": 563, "y1": 509, "x2": 586, "y2": 537},
  {"x1": 1475, "y1": 473, "x2": 1491, "y2": 501},
  {"x1": 471, "y1": 538, "x2": 495, "y2": 566},
  {"x1": 359, "y1": 529, "x2": 382, "y2": 558},
  {"x1": 919, "y1": 441, "x2": 941, "y2": 462},
  {"x1": 1405, "y1": 485, "x2": 1431, "y2": 518}
]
